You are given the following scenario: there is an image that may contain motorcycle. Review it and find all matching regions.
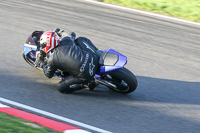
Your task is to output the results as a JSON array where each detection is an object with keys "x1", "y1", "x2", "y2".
[{"x1": 22, "y1": 38, "x2": 138, "y2": 94}]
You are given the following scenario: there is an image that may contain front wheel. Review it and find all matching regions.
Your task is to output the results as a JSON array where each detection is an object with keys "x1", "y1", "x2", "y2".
[
  {"x1": 107, "y1": 68, "x2": 138, "y2": 94},
  {"x1": 22, "y1": 52, "x2": 42, "y2": 70}
]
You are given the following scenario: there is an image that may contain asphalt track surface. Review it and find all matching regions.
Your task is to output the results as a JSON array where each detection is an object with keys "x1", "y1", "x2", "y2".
[{"x1": 0, "y1": 0, "x2": 200, "y2": 133}]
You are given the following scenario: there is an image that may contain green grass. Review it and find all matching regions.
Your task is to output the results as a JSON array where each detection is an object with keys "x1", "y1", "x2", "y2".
[
  {"x1": 0, "y1": 112, "x2": 61, "y2": 133},
  {"x1": 96, "y1": 0, "x2": 200, "y2": 22}
]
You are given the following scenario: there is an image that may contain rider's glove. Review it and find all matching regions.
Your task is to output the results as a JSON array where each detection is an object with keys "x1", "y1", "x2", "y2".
[{"x1": 54, "y1": 28, "x2": 61, "y2": 37}]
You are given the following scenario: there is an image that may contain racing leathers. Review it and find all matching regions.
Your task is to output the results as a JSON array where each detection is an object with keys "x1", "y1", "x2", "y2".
[{"x1": 42, "y1": 31, "x2": 99, "y2": 93}]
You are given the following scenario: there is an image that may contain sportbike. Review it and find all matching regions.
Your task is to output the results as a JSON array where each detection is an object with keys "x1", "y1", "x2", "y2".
[{"x1": 22, "y1": 40, "x2": 138, "y2": 94}]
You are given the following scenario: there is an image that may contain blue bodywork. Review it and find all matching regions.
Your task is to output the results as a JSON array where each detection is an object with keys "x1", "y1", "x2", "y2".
[
  {"x1": 23, "y1": 44, "x2": 37, "y2": 56},
  {"x1": 94, "y1": 49, "x2": 127, "y2": 79}
]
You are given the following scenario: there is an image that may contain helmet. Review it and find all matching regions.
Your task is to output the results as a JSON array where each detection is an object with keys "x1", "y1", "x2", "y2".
[{"x1": 40, "y1": 31, "x2": 60, "y2": 53}]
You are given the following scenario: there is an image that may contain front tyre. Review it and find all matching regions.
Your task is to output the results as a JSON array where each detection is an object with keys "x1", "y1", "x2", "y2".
[
  {"x1": 22, "y1": 52, "x2": 42, "y2": 70},
  {"x1": 22, "y1": 52, "x2": 36, "y2": 67},
  {"x1": 108, "y1": 68, "x2": 138, "y2": 94}
]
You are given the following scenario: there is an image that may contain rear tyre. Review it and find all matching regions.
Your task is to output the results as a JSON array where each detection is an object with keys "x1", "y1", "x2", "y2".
[{"x1": 108, "y1": 67, "x2": 138, "y2": 94}]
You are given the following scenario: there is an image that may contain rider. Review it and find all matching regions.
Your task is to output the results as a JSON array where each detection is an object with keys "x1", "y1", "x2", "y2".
[{"x1": 32, "y1": 28, "x2": 99, "y2": 93}]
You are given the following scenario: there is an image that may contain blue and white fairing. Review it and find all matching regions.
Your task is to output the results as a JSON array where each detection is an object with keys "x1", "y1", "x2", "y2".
[
  {"x1": 23, "y1": 44, "x2": 37, "y2": 57},
  {"x1": 23, "y1": 35, "x2": 37, "y2": 56}
]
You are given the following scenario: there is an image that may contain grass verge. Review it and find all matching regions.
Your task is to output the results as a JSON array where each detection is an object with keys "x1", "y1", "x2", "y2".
[
  {"x1": 0, "y1": 112, "x2": 61, "y2": 133},
  {"x1": 96, "y1": 0, "x2": 200, "y2": 22}
]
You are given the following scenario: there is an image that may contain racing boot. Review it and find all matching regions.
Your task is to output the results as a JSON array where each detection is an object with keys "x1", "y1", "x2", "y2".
[{"x1": 84, "y1": 81, "x2": 99, "y2": 91}]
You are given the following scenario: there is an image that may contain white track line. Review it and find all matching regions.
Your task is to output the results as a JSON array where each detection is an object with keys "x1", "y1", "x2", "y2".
[
  {"x1": 64, "y1": 129, "x2": 92, "y2": 133},
  {"x1": 0, "y1": 97, "x2": 112, "y2": 133},
  {"x1": 84, "y1": 0, "x2": 200, "y2": 26},
  {"x1": 0, "y1": 103, "x2": 9, "y2": 107}
]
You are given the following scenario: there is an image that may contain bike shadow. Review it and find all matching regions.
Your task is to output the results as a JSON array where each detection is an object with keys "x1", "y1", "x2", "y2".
[{"x1": 71, "y1": 76, "x2": 200, "y2": 105}]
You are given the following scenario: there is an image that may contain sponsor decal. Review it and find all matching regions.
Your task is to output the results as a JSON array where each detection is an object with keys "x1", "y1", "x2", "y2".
[
  {"x1": 89, "y1": 57, "x2": 95, "y2": 76},
  {"x1": 80, "y1": 54, "x2": 89, "y2": 73}
]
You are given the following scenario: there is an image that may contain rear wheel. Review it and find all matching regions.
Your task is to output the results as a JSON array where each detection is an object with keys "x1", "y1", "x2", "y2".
[{"x1": 107, "y1": 68, "x2": 138, "y2": 94}]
